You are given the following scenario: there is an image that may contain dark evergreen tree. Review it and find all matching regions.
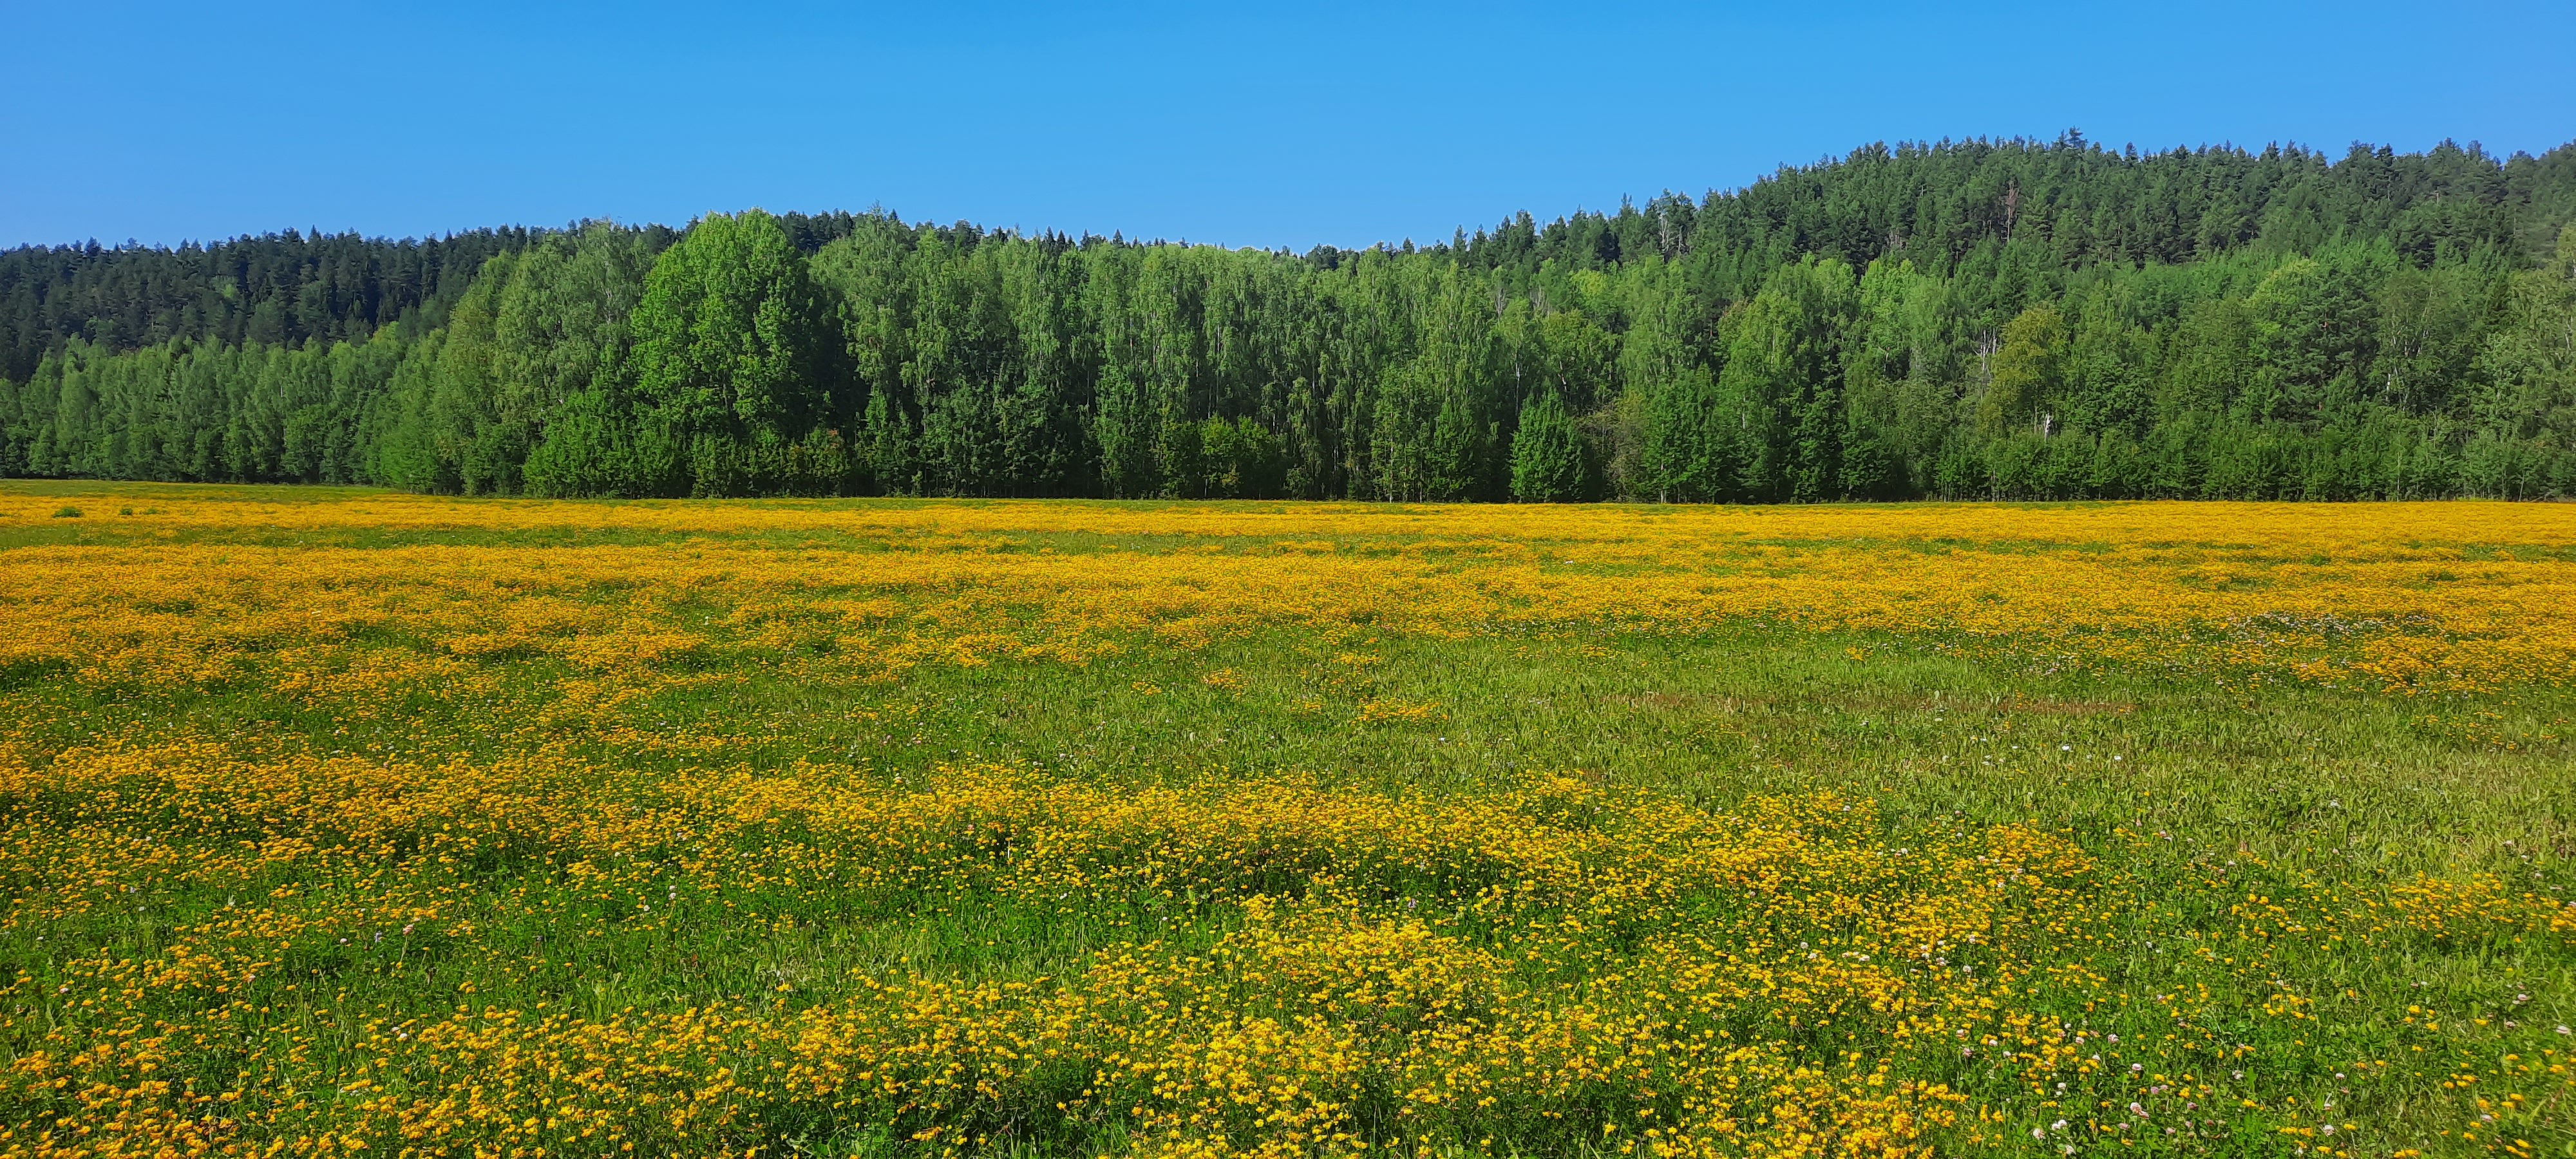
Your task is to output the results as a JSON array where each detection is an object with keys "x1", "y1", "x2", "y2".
[{"x1": 12, "y1": 137, "x2": 2576, "y2": 502}]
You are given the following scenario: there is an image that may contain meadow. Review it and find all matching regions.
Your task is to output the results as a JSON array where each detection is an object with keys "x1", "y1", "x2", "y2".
[{"x1": 0, "y1": 482, "x2": 2570, "y2": 1159}]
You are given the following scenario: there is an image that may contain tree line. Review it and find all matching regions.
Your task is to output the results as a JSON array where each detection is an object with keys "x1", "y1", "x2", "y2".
[{"x1": 5, "y1": 133, "x2": 2574, "y2": 501}]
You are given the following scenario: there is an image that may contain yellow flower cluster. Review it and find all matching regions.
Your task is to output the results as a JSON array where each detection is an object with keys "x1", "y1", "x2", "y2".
[
  {"x1": 2387, "y1": 875, "x2": 2576, "y2": 942},
  {"x1": 6, "y1": 739, "x2": 2565, "y2": 1158},
  {"x1": 2, "y1": 489, "x2": 2570, "y2": 1158},
  {"x1": 3, "y1": 739, "x2": 2105, "y2": 1158},
  {"x1": 5, "y1": 493, "x2": 2574, "y2": 697}
]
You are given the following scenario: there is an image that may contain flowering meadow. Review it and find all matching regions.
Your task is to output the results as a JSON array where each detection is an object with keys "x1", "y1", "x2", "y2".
[{"x1": 1, "y1": 484, "x2": 2570, "y2": 1159}]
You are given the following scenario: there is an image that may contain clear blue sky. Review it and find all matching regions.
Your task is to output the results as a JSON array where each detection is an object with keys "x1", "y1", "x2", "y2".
[{"x1": 4, "y1": 0, "x2": 2570, "y2": 250}]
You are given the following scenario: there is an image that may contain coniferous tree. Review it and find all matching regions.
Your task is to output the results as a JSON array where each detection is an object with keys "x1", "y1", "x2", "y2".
[{"x1": 11, "y1": 137, "x2": 2576, "y2": 502}]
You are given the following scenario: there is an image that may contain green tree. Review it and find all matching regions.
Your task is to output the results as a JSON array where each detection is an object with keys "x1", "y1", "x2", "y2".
[
  {"x1": 1981, "y1": 303, "x2": 2070, "y2": 438},
  {"x1": 626, "y1": 209, "x2": 844, "y2": 496},
  {"x1": 1715, "y1": 258, "x2": 1858, "y2": 501},
  {"x1": 1510, "y1": 390, "x2": 1589, "y2": 501},
  {"x1": 15, "y1": 134, "x2": 2576, "y2": 504},
  {"x1": 2467, "y1": 227, "x2": 2576, "y2": 495}
]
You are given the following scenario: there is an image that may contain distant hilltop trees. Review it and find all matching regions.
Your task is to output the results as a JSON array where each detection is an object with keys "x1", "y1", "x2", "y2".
[{"x1": 5, "y1": 133, "x2": 2575, "y2": 501}]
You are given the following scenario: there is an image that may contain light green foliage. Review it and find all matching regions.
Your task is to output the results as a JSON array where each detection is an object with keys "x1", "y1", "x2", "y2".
[
  {"x1": 1508, "y1": 390, "x2": 1587, "y2": 501},
  {"x1": 1714, "y1": 257, "x2": 1861, "y2": 502},
  {"x1": 11, "y1": 138, "x2": 2576, "y2": 501},
  {"x1": 625, "y1": 209, "x2": 846, "y2": 496},
  {"x1": 1981, "y1": 303, "x2": 2069, "y2": 438},
  {"x1": 2467, "y1": 227, "x2": 2576, "y2": 496}
]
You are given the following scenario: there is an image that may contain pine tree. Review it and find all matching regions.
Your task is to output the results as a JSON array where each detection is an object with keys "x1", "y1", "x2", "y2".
[{"x1": 10, "y1": 135, "x2": 2576, "y2": 502}]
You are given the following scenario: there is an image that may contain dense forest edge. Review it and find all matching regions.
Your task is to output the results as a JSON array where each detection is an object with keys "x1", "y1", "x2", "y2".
[{"x1": 6, "y1": 132, "x2": 2576, "y2": 502}]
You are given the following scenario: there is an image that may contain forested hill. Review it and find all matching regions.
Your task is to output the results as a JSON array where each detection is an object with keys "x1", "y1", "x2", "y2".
[
  {"x1": 0, "y1": 229, "x2": 524, "y2": 386},
  {"x1": 6, "y1": 134, "x2": 2576, "y2": 502}
]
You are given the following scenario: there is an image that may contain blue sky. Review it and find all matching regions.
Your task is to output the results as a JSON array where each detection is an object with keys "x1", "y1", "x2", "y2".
[{"x1": 4, "y1": 0, "x2": 2570, "y2": 250}]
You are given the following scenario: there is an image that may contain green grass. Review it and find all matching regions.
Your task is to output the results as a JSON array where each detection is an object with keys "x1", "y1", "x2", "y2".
[{"x1": 1, "y1": 484, "x2": 2571, "y2": 1158}]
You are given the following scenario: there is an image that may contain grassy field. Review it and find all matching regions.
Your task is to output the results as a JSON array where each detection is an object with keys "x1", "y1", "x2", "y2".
[{"x1": 1, "y1": 482, "x2": 2571, "y2": 1159}]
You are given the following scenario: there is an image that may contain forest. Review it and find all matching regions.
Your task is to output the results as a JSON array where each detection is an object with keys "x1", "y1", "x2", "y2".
[{"x1": 5, "y1": 131, "x2": 2574, "y2": 502}]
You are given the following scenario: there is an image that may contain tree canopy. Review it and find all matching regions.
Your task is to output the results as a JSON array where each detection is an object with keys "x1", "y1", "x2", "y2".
[{"x1": 8, "y1": 134, "x2": 2576, "y2": 500}]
